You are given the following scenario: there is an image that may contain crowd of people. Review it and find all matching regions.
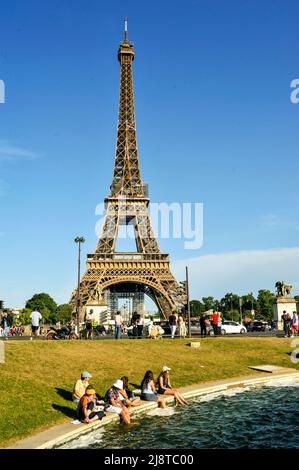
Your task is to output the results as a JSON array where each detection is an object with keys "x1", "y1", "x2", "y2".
[
  {"x1": 113, "y1": 309, "x2": 188, "y2": 340},
  {"x1": 198, "y1": 311, "x2": 224, "y2": 337},
  {"x1": 281, "y1": 310, "x2": 299, "y2": 337},
  {"x1": 2, "y1": 307, "x2": 298, "y2": 341},
  {"x1": 72, "y1": 365, "x2": 188, "y2": 425}
]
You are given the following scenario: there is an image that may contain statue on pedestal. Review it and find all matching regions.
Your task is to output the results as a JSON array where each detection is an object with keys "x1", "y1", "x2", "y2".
[
  {"x1": 273, "y1": 281, "x2": 296, "y2": 331},
  {"x1": 275, "y1": 281, "x2": 293, "y2": 298}
]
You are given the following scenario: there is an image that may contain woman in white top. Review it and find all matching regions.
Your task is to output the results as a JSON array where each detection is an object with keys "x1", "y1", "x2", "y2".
[{"x1": 140, "y1": 370, "x2": 166, "y2": 408}]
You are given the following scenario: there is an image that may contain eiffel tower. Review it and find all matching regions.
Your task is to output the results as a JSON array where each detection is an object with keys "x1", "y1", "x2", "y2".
[{"x1": 70, "y1": 20, "x2": 186, "y2": 320}]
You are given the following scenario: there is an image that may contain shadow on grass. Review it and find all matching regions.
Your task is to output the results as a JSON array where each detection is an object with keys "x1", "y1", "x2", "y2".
[
  {"x1": 52, "y1": 403, "x2": 76, "y2": 419},
  {"x1": 55, "y1": 388, "x2": 73, "y2": 401}
]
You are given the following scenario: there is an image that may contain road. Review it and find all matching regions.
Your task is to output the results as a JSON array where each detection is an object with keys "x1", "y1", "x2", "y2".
[{"x1": 1, "y1": 330, "x2": 281, "y2": 341}]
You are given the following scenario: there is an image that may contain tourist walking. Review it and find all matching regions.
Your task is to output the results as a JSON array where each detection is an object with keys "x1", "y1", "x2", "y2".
[
  {"x1": 104, "y1": 379, "x2": 131, "y2": 424},
  {"x1": 30, "y1": 309, "x2": 42, "y2": 339},
  {"x1": 157, "y1": 365, "x2": 188, "y2": 405},
  {"x1": 212, "y1": 311, "x2": 219, "y2": 336},
  {"x1": 0, "y1": 313, "x2": 11, "y2": 340},
  {"x1": 72, "y1": 371, "x2": 92, "y2": 403},
  {"x1": 178, "y1": 314, "x2": 186, "y2": 338},
  {"x1": 84, "y1": 309, "x2": 94, "y2": 340},
  {"x1": 168, "y1": 310, "x2": 177, "y2": 338},
  {"x1": 281, "y1": 311, "x2": 288, "y2": 336},
  {"x1": 137, "y1": 315, "x2": 144, "y2": 338},
  {"x1": 140, "y1": 370, "x2": 166, "y2": 408},
  {"x1": 285, "y1": 313, "x2": 292, "y2": 338},
  {"x1": 199, "y1": 314, "x2": 206, "y2": 337},
  {"x1": 292, "y1": 311, "x2": 299, "y2": 336},
  {"x1": 131, "y1": 312, "x2": 139, "y2": 338},
  {"x1": 217, "y1": 313, "x2": 222, "y2": 335},
  {"x1": 69, "y1": 319, "x2": 79, "y2": 340},
  {"x1": 114, "y1": 311, "x2": 123, "y2": 339}
]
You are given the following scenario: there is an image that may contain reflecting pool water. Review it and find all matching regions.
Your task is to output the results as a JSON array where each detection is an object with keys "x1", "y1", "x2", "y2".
[{"x1": 61, "y1": 378, "x2": 299, "y2": 449}]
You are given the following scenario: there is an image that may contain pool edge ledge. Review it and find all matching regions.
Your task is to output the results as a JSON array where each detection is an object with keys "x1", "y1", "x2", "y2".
[{"x1": 8, "y1": 369, "x2": 299, "y2": 450}]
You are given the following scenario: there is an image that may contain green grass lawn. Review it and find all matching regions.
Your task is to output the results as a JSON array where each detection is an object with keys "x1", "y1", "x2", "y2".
[{"x1": 0, "y1": 337, "x2": 298, "y2": 447}]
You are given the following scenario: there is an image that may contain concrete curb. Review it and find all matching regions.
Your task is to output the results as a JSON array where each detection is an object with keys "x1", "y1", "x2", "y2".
[{"x1": 8, "y1": 368, "x2": 299, "y2": 449}]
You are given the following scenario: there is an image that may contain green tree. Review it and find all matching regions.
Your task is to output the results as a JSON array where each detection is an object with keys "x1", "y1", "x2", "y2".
[
  {"x1": 18, "y1": 308, "x2": 32, "y2": 325},
  {"x1": 56, "y1": 304, "x2": 72, "y2": 324},
  {"x1": 229, "y1": 309, "x2": 241, "y2": 322},
  {"x1": 202, "y1": 296, "x2": 218, "y2": 311},
  {"x1": 220, "y1": 293, "x2": 240, "y2": 316},
  {"x1": 256, "y1": 290, "x2": 275, "y2": 321},
  {"x1": 190, "y1": 300, "x2": 205, "y2": 316},
  {"x1": 294, "y1": 295, "x2": 299, "y2": 311},
  {"x1": 25, "y1": 293, "x2": 57, "y2": 314},
  {"x1": 25, "y1": 293, "x2": 58, "y2": 324},
  {"x1": 241, "y1": 293, "x2": 256, "y2": 312}
]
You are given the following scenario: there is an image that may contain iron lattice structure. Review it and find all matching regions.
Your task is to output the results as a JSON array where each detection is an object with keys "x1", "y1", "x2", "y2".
[{"x1": 70, "y1": 23, "x2": 186, "y2": 319}]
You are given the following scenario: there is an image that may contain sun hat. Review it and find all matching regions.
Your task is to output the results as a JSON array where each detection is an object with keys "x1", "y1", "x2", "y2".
[
  {"x1": 86, "y1": 388, "x2": 96, "y2": 395},
  {"x1": 162, "y1": 365, "x2": 171, "y2": 372},
  {"x1": 81, "y1": 371, "x2": 92, "y2": 379},
  {"x1": 113, "y1": 379, "x2": 124, "y2": 389}
]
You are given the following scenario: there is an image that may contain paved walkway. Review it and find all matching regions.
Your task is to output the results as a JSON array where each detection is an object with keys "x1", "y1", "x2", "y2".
[{"x1": 8, "y1": 366, "x2": 299, "y2": 449}]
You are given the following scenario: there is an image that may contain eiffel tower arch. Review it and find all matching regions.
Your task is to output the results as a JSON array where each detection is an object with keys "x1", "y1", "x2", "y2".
[{"x1": 70, "y1": 20, "x2": 186, "y2": 320}]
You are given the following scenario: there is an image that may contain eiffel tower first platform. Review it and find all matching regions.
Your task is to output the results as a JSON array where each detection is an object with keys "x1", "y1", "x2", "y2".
[{"x1": 70, "y1": 20, "x2": 186, "y2": 321}]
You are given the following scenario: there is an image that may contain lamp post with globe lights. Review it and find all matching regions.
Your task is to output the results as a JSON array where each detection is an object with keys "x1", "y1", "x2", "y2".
[{"x1": 75, "y1": 236, "x2": 85, "y2": 335}]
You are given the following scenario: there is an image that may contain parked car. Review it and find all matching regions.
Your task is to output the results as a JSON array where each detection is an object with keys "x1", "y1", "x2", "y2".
[
  {"x1": 158, "y1": 320, "x2": 178, "y2": 336},
  {"x1": 156, "y1": 319, "x2": 215, "y2": 336},
  {"x1": 189, "y1": 320, "x2": 214, "y2": 336},
  {"x1": 248, "y1": 320, "x2": 271, "y2": 332},
  {"x1": 220, "y1": 321, "x2": 247, "y2": 335}
]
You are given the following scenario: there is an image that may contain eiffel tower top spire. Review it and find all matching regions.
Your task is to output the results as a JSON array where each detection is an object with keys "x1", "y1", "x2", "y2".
[
  {"x1": 124, "y1": 17, "x2": 128, "y2": 43},
  {"x1": 110, "y1": 19, "x2": 145, "y2": 199}
]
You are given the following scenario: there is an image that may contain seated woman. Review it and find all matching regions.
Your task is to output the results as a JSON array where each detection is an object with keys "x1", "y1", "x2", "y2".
[
  {"x1": 157, "y1": 365, "x2": 188, "y2": 406},
  {"x1": 77, "y1": 386, "x2": 105, "y2": 423},
  {"x1": 140, "y1": 370, "x2": 166, "y2": 408},
  {"x1": 104, "y1": 379, "x2": 131, "y2": 424},
  {"x1": 119, "y1": 376, "x2": 141, "y2": 407}
]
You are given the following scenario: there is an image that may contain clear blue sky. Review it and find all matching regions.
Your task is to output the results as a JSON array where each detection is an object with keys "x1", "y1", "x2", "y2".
[{"x1": 0, "y1": 0, "x2": 299, "y2": 306}]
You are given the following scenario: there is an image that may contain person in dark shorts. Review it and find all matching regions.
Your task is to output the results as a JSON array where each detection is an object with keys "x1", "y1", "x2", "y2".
[
  {"x1": 157, "y1": 365, "x2": 188, "y2": 405},
  {"x1": 77, "y1": 387, "x2": 105, "y2": 423},
  {"x1": 30, "y1": 309, "x2": 42, "y2": 338},
  {"x1": 120, "y1": 376, "x2": 141, "y2": 407},
  {"x1": 140, "y1": 370, "x2": 166, "y2": 408},
  {"x1": 84, "y1": 310, "x2": 93, "y2": 340},
  {"x1": 199, "y1": 314, "x2": 206, "y2": 337}
]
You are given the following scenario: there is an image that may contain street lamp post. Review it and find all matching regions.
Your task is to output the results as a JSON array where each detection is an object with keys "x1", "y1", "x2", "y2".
[
  {"x1": 250, "y1": 292, "x2": 255, "y2": 318},
  {"x1": 75, "y1": 236, "x2": 85, "y2": 336},
  {"x1": 239, "y1": 297, "x2": 243, "y2": 324},
  {"x1": 186, "y1": 266, "x2": 191, "y2": 338}
]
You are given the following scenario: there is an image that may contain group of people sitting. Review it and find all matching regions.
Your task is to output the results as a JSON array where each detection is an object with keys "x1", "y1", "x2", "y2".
[{"x1": 72, "y1": 366, "x2": 188, "y2": 425}]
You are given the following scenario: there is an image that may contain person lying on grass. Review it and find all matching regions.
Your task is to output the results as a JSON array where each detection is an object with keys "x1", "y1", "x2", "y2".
[
  {"x1": 104, "y1": 379, "x2": 131, "y2": 424},
  {"x1": 140, "y1": 370, "x2": 166, "y2": 408},
  {"x1": 157, "y1": 365, "x2": 188, "y2": 405},
  {"x1": 77, "y1": 386, "x2": 105, "y2": 424},
  {"x1": 119, "y1": 376, "x2": 141, "y2": 408}
]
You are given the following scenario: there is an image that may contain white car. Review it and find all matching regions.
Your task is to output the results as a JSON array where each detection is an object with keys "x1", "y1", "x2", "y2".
[{"x1": 220, "y1": 321, "x2": 247, "y2": 335}]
